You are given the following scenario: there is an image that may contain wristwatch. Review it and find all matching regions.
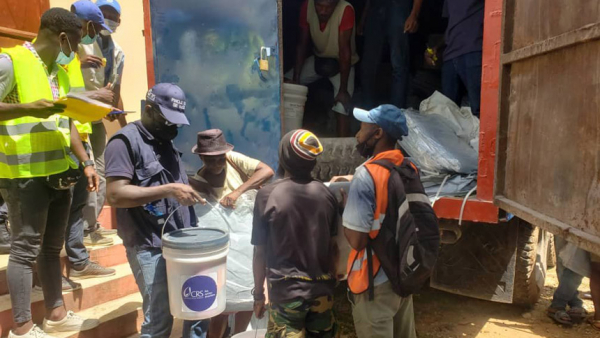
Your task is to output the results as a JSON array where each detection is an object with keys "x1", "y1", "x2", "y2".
[{"x1": 83, "y1": 160, "x2": 95, "y2": 168}]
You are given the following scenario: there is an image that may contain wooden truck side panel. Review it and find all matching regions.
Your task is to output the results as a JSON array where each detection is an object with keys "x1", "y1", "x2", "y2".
[{"x1": 495, "y1": 0, "x2": 600, "y2": 254}]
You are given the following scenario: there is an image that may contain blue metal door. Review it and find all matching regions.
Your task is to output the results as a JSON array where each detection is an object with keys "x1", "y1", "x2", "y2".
[{"x1": 148, "y1": 0, "x2": 282, "y2": 172}]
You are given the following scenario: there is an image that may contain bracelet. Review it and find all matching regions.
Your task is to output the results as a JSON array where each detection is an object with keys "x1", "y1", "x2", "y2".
[{"x1": 252, "y1": 287, "x2": 265, "y2": 301}]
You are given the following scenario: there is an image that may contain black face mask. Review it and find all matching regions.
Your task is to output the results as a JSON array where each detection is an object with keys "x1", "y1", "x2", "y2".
[
  {"x1": 356, "y1": 128, "x2": 380, "y2": 158},
  {"x1": 155, "y1": 125, "x2": 178, "y2": 141},
  {"x1": 150, "y1": 108, "x2": 179, "y2": 141}
]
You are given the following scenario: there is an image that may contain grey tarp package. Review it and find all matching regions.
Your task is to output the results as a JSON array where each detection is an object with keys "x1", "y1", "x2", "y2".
[
  {"x1": 194, "y1": 190, "x2": 257, "y2": 313},
  {"x1": 399, "y1": 92, "x2": 480, "y2": 175},
  {"x1": 399, "y1": 108, "x2": 479, "y2": 174}
]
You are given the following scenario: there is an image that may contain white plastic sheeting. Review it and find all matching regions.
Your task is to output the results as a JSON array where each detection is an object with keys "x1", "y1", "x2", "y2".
[{"x1": 194, "y1": 191, "x2": 257, "y2": 313}]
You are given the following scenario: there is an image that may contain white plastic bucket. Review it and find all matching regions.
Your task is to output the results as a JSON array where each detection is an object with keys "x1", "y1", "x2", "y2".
[
  {"x1": 162, "y1": 227, "x2": 230, "y2": 320},
  {"x1": 232, "y1": 329, "x2": 267, "y2": 338},
  {"x1": 283, "y1": 83, "x2": 308, "y2": 96},
  {"x1": 283, "y1": 83, "x2": 308, "y2": 133}
]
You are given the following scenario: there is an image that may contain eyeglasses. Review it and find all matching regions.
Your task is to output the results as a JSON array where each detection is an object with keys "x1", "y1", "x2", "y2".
[
  {"x1": 162, "y1": 117, "x2": 182, "y2": 128},
  {"x1": 154, "y1": 108, "x2": 183, "y2": 128}
]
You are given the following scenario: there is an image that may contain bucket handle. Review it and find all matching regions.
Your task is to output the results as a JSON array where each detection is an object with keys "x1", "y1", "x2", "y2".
[{"x1": 160, "y1": 200, "x2": 231, "y2": 248}]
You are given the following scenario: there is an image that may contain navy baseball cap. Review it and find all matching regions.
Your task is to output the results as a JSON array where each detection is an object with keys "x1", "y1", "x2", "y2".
[
  {"x1": 146, "y1": 83, "x2": 190, "y2": 126},
  {"x1": 354, "y1": 105, "x2": 409, "y2": 140},
  {"x1": 72, "y1": 0, "x2": 112, "y2": 32},
  {"x1": 95, "y1": 0, "x2": 121, "y2": 15}
]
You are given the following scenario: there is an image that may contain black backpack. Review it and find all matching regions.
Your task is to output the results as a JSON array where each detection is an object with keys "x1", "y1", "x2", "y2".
[{"x1": 366, "y1": 159, "x2": 440, "y2": 298}]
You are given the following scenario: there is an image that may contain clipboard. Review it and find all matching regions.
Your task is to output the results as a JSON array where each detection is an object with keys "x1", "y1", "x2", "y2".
[{"x1": 55, "y1": 93, "x2": 113, "y2": 123}]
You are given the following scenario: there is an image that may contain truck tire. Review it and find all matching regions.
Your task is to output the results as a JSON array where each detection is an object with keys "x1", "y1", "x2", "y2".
[
  {"x1": 547, "y1": 234, "x2": 557, "y2": 269},
  {"x1": 512, "y1": 219, "x2": 542, "y2": 306}
]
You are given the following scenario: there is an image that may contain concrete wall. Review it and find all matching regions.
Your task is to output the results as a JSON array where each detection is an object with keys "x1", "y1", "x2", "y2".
[{"x1": 50, "y1": 0, "x2": 147, "y2": 133}]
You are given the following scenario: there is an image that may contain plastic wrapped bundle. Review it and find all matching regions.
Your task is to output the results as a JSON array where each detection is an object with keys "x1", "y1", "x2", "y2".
[
  {"x1": 194, "y1": 190, "x2": 257, "y2": 313},
  {"x1": 399, "y1": 108, "x2": 479, "y2": 174}
]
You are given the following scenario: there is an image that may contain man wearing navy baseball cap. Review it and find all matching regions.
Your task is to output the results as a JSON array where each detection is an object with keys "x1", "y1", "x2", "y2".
[
  {"x1": 342, "y1": 105, "x2": 427, "y2": 338},
  {"x1": 105, "y1": 83, "x2": 208, "y2": 338}
]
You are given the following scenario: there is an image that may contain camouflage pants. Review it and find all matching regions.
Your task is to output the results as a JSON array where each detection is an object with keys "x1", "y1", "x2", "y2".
[{"x1": 266, "y1": 295, "x2": 338, "y2": 338}]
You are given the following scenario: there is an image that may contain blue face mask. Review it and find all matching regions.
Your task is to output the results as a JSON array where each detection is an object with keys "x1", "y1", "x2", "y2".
[
  {"x1": 81, "y1": 21, "x2": 97, "y2": 45},
  {"x1": 56, "y1": 34, "x2": 75, "y2": 65}
]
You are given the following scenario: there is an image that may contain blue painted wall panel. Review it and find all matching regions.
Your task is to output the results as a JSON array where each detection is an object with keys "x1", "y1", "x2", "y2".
[{"x1": 149, "y1": 0, "x2": 282, "y2": 173}]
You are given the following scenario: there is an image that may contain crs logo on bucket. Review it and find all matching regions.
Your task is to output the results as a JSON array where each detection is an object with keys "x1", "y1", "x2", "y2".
[{"x1": 181, "y1": 275, "x2": 217, "y2": 312}]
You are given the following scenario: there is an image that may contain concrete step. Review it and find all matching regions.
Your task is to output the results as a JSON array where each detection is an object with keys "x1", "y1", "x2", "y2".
[
  {"x1": 0, "y1": 264, "x2": 138, "y2": 337},
  {"x1": 0, "y1": 234, "x2": 126, "y2": 296},
  {"x1": 53, "y1": 293, "x2": 143, "y2": 338}
]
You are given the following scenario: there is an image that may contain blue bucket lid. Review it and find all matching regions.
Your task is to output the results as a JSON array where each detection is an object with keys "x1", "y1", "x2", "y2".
[{"x1": 162, "y1": 227, "x2": 229, "y2": 251}]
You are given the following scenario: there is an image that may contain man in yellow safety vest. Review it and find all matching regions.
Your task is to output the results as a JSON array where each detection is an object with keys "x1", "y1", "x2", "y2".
[{"x1": 0, "y1": 8, "x2": 99, "y2": 338}]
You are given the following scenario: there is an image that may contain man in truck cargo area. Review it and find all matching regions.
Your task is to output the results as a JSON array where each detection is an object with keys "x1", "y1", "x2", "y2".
[
  {"x1": 359, "y1": 0, "x2": 423, "y2": 110},
  {"x1": 289, "y1": 0, "x2": 359, "y2": 137},
  {"x1": 105, "y1": 83, "x2": 208, "y2": 338},
  {"x1": 76, "y1": 0, "x2": 127, "y2": 247},
  {"x1": 0, "y1": 8, "x2": 101, "y2": 338},
  {"x1": 252, "y1": 129, "x2": 340, "y2": 337},
  {"x1": 424, "y1": 0, "x2": 484, "y2": 117}
]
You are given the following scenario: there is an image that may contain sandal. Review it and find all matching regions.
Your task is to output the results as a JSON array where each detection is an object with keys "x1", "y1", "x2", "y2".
[
  {"x1": 567, "y1": 307, "x2": 589, "y2": 324},
  {"x1": 588, "y1": 318, "x2": 600, "y2": 331},
  {"x1": 547, "y1": 308, "x2": 573, "y2": 326}
]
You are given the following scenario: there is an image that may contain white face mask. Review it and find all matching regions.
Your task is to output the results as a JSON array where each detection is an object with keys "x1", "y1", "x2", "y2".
[
  {"x1": 56, "y1": 34, "x2": 75, "y2": 65},
  {"x1": 101, "y1": 19, "x2": 119, "y2": 35}
]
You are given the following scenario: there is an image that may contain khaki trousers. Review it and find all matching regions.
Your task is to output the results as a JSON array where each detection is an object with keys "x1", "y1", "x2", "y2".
[{"x1": 351, "y1": 281, "x2": 417, "y2": 338}]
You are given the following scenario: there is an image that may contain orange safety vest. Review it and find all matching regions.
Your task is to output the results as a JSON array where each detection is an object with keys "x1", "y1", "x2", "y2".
[{"x1": 347, "y1": 150, "x2": 406, "y2": 294}]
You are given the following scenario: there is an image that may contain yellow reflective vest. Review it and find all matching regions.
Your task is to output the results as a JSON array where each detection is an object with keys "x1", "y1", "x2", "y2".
[
  {"x1": 64, "y1": 56, "x2": 92, "y2": 136},
  {"x1": 0, "y1": 45, "x2": 76, "y2": 178}
]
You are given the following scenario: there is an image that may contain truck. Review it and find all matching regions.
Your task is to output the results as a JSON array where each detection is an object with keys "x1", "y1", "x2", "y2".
[{"x1": 141, "y1": 0, "x2": 600, "y2": 306}]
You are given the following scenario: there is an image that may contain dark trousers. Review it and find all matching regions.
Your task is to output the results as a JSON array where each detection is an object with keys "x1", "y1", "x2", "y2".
[
  {"x1": 551, "y1": 237, "x2": 584, "y2": 309},
  {"x1": 442, "y1": 51, "x2": 483, "y2": 117},
  {"x1": 0, "y1": 198, "x2": 7, "y2": 223},
  {"x1": 65, "y1": 142, "x2": 92, "y2": 269},
  {"x1": 0, "y1": 177, "x2": 71, "y2": 323},
  {"x1": 361, "y1": 1, "x2": 412, "y2": 109}
]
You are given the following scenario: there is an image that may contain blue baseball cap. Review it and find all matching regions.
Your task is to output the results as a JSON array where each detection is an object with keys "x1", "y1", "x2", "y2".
[
  {"x1": 354, "y1": 105, "x2": 409, "y2": 140},
  {"x1": 146, "y1": 83, "x2": 189, "y2": 126},
  {"x1": 72, "y1": 0, "x2": 112, "y2": 32},
  {"x1": 95, "y1": 0, "x2": 121, "y2": 15}
]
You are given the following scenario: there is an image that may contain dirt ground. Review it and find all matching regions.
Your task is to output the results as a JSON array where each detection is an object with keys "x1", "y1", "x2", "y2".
[{"x1": 335, "y1": 267, "x2": 598, "y2": 338}]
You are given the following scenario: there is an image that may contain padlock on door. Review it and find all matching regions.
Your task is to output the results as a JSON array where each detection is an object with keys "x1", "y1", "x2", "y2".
[{"x1": 259, "y1": 47, "x2": 270, "y2": 72}]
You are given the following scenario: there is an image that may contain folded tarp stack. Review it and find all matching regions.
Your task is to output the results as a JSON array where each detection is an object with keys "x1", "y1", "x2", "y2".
[{"x1": 398, "y1": 91, "x2": 480, "y2": 200}]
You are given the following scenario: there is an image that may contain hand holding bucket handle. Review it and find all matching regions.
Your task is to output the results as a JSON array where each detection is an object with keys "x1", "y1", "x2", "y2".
[{"x1": 169, "y1": 183, "x2": 206, "y2": 206}]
